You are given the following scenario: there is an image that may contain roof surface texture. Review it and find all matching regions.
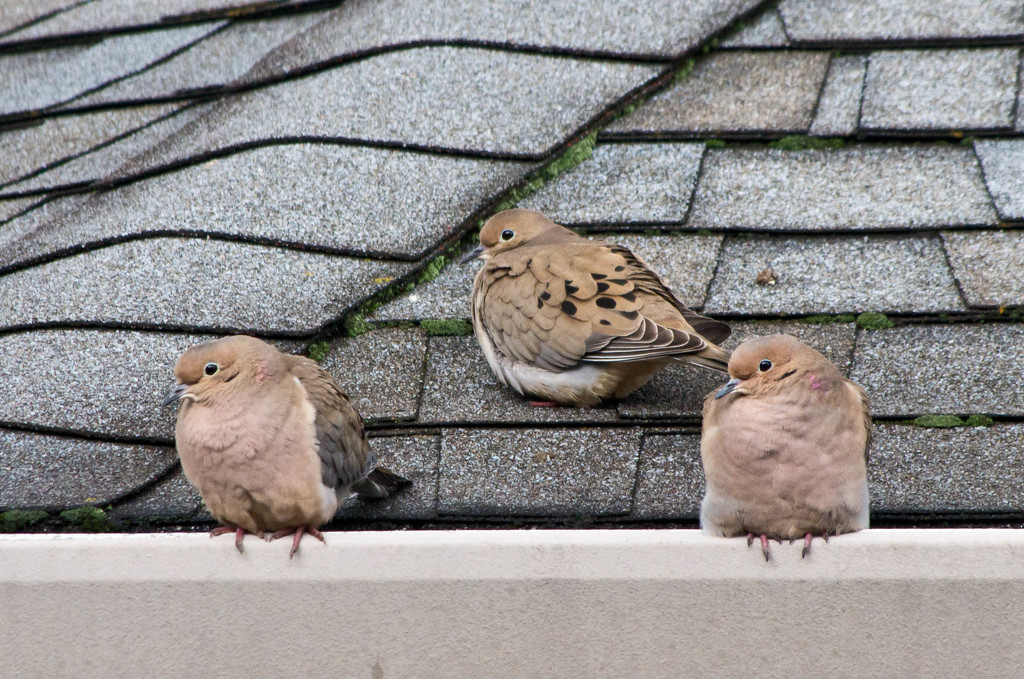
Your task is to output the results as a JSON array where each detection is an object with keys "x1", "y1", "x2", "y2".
[{"x1": 1, "y1": 0, "x2": 1022, "y2": 531}]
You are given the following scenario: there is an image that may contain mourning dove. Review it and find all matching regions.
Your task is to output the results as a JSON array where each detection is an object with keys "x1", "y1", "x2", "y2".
[
  {"x1": 163, "y1": 336, "x2": 411, "y2": 557},
  {"x1": 700, "y1": 334, "x2": 870, "y2": 561},
  {"x1": 461, "y1": 208, "x2": 731, "y2": 407}
]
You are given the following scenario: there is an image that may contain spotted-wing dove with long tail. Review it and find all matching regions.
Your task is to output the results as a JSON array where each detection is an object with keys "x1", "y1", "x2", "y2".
[
  {"x1": 163, "y1": 336, "x2": 411, "y2": 557},
  {"x1": 700, "y1": 334, "x2": 870, "y2": 561},
  {"x1": 461, "y1": 208, "x2": 731, "y2": 407}
]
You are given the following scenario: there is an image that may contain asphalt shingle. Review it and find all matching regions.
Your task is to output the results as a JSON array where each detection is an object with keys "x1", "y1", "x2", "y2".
[
  {"x1": 0, "y1": 428, "x2": 176, "y2": 510},
  {"x1": 251, "y1": 0, "x2": 758, "y2": 71},
  {"x1": 809, "y1": 55, "x2": 866, "y2": 137},
  {"x1": 0, "y1": 23, "x2": 218, "y2": 116},
  {"x1": 631, "y1": 432, "x2": 704, "y2": 519},
  {"x1": 107, "y1": 465, "x2": 204, "y2": 524},
  {"x1": 0, "y1": 105, "x2": 176, "y2": 189},
  {"x1": 0, "y1": 330, "x2": 211, "y2": 440},
  {"x1": 138, "y1": 47, "x2": 660, "y2": 163},
  {"x1": 2, "y1": 0, "x2": 273, "y2": 40},
  {"x1": 419, "y1": 335, "x2": 619, "y2": 426},
  {"x1": 720, "y1": 8, "x2": 790, "y2": 48},
  {"x1": 70, "y1": 12, "x2": 325, "y2": 108},
  {"x1": 704, "y1": 235, "x2": 966, "y2": 315},
  {"x1": 851, "y1": 324, "x2": 1024, "y2": 417},
  {"x1": 368, "y1": 259, "x2": 476, "y2": 323},
  {"x1": 779, "y1": 0, "x2": 1024, "y2": 43},
  {"x1": 942, "y1": 231, "x2": 1024, "y2": 309},
  {"x1": 0, "y1": 198, "x2": 36, "y2": 223},
  {"x1": 0, "y1": 238, "x2": 413, "y2": 334},
  {"x1": 438, "y1": 427, "x2": 642, "y2": 516},
  {"x1": 688, "y1": 146, "x2": 997, "y2": 230},
  {"x1": 320, "y1": 327, "x2": 428, "y2": 423},
  {"x1": 605, "y1": 51, "x2": 830, "y2": 136},
  {"x1": 5, "y1": 105, "x2": 212, "y2": 196},
  {"x1": 521, "y1": 143, "x2": 705, "y2": 224},
  {"x1": 617, "y1": 319, "x2": 856, "y2": 420},
  {"x1": 861, "y1": 49, "x2": 1019, "y2": 132},
  {"x1": 336, "y1": 434, "x2": 440, "y2": 521},
  {"x1": 1, "y1": 144, "x2": 531, "y2": 265},
  {"x1": 0, "y1": 0, "x2": 84, "y2": 37},
  {"x1": 870, "y1": 424, "x2": 1024, "y2": 515},
  {"x1": 974, "y1": 139, "x2": 1024, "y2": 220}
]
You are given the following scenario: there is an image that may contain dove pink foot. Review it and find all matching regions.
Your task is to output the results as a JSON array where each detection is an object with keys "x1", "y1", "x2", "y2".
[
  {"x1": 747, "y1": 532, "x2": 771, "y2": 562},
  {"x1": 210, "y1": 526, "x2": 249, "y2": 554},
  {"x1": 271, "y1": 525, "x2": 326, "y2": 558},
  {"x1": 802, "y1": 531, "x2": 830, "y2": 559}
]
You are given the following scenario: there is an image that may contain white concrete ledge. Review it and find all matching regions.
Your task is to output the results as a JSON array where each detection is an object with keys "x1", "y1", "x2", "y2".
[{"x1": 3, "y1": 529, "x2": 1024, "y2": 677}]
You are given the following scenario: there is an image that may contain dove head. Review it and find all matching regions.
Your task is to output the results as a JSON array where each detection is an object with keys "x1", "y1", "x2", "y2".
[
  {"x1": 163, "y1": 335, "x2": 285, "y2": 407},
  {"x1": 460, "y1": 209, "x2": 577, "y2": 263},
  {"x1": 714, "y1": 334, "x2": 826, "y2": 400}
]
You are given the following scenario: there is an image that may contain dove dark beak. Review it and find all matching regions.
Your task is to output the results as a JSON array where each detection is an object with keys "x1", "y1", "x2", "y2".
[
  {"x1": 714, "y1": 378, "x2": 741, "y2": 400},
  {"x1": 162, "y1": 383, "x2": 188, "y2": 407},
  {"x1": 460, "y1": 245, "x2": 485, "y2": 264}
]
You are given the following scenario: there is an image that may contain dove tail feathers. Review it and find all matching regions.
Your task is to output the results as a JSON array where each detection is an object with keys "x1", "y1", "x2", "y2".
[
  {"x1": 351, "y1": 466, "x2": 413, "y2": 500},
  {"x1": 679, "y1": 344, "x2": 731, "y2": 373}
]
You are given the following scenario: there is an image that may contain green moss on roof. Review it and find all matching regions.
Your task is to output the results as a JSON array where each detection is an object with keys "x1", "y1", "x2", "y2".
[
  {"x1": 769, "y1": 136, "x2": 845, "y2": 151},
  {"x1": 0, "y1": 509, "x2": 49, "y2": 533},
  {"x1": 306, "y1": 340, "x2": 329, "y2": 363},
  {"x1": 420, "y1": 319, "x2": 473, "y2": 336},
  {"x1": 856, "y1": 312, "x2": 894, "y2": 331},
  {"x1": 912, "y1": 414, "x2": 994, "y2": 428},
  {"x1": 59, "y1": 507, "x2": 109, "y2": 532},
  {"x1": 802, "y1": 314, "x2": 856, "y2": 325}
]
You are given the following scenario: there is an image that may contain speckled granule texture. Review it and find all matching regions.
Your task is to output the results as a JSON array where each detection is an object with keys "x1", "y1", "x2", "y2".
[
  {"x1": 869, "y1": 424, "x2": 1024, "y2": 514},
  {"x1": 107, "y1": 466, "x2": 205, "y2": 524},
  {"x1": 0, "y1": 105, "x2": 175, "y2": 188},
  {"x1": 3, "y1": 0, "x2": 266, "y2": 40},
  {"x1": 688, "y1": 147, "x2": 998, "y2": 230},
  {"x1": 437, "y1": 427, "x2": 642, "y2": 516},
  {"x1": 0, "y1": 237, "x2": 414, "y2": 334},
  {"x1": 850, "y1": 324, "x2": 1024, "y2": 417},
  {"x1": 704, "y1": 235, "x2": 966, "y2": 315},
  {"x1": 4, "y1": 104, "x2": 207, "y2": 194},
  {"x1": 522, "y1": 143, "x2": 706, "y2": 224},
  {"x1": 368, "y1": 258, "x2": 477, "y2": 323},
  {"x1": 0, "y1": 330, "x2": 296, "y2": 440},
  {"x1": 137, "y1": 47, "x2": 661, "y2": 162},
  {"x1": 0, "y1": 0, "x2": 84, "y2": 36},
  {"x1": 70, "y1": 13, "x2": 325, "y2": 108},
  {"x1": 419, "y1": 336, "x2": 619, "y2": 426},
  {"x1": 0, "y1": 144, "x2": 532, "y2": 266},
  {"x1": 631, "y1": 432, "x2": 705, "y2": 519},
  {"x1": 617, "y1": 320, "x2": 857, "y2": 420},
  {"x1": 942, "y1": 231, "x2": 1024, "y2": 308},
  {"x1": 778, "y1": 0, "x2": 1024, "y2": 42},
  {"x1": 606, "y1": 51, "x2": 830, "y2": 135},
  {"x1": 861, "y1": 49, "x2": 1019, "y2": 132},
  {"x1": 973, "y1": 139, "x2": 1024, "y2": 220},
  {"x1": 336, "y1": 434, "x2": 440, "y2": 520},
  {"x1": 720, "y1": 9, "x2": 790, "y2": 48},
  {"x1": 248, "y1": 0, "x2": 760, "y2": 71},
  {"x1": 809, "y1": 55, "x2": 867, "y2": 137},
  {"x1": 321, "y1": 327, "x2": 428, "y2": 423},
  {"x1": 0, "y1": 429, "x2": 177, "y2": 509},
  {"x1": 0, "y1": 23, "x2": 218, "y2": 115}
]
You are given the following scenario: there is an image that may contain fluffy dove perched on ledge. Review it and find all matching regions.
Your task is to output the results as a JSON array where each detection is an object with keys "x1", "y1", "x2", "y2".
[
  {"x1": 164, "y1": 336, "x2": 411, "y2": 557},
  {"x1": 462, "y1": 208, "x2": 731, "y2": 407},
  {"x1": 700, "y1": 334, "x2": 871, "y2": 561}
]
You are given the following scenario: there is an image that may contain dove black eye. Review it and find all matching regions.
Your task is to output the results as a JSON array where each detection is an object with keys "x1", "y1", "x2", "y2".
[
  {"x1": 758, "y1": 359, "x2": 772, "y2": 372},
  {"x1": 500, "y1": 229, "x2": 515, "y2": 241},
  {"x1": 204, "y1": 362, "x2": 219, "y2": 376}
]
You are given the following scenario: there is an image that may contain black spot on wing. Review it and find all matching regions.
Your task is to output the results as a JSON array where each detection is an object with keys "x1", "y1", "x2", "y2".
[
  {"x1": 596, "y1": 282, "x2": 609, "y2": 293},
  {"x1": 596, "y1": 297, "x2": 616, "y2": 309},
  {"x1": 565, "y1": 281, "x2": 579, "y2": 296},
  {"x1": 592, "y1": 273, "x2": 607, "y2": 280},
  {"x1": 540, "y1": 291, "x2": 551, "y2": 301},
  {"x1": 561, "y1": 300, "x2": 577, "y2": 315},
  {"x1": 618, "y1": 309, "x2": 639, "y2": 320}
]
